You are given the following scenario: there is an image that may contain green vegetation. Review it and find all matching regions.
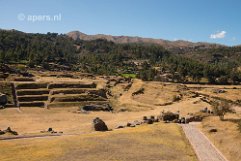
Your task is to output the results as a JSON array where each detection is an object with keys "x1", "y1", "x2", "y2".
[
  {"x1": 0, "y1": 30, "x2": 76, "y2": 67},
  {"x1": 1, "y1": 29, "x2": 241, "y2": 84},
  {"x1": 121, "y1": 73, "x2": 137, "y2": 78}
]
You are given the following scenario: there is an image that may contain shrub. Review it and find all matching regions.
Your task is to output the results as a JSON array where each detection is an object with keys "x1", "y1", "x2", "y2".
[{"x1": 212, "y1": 101, "x2": 234, "y2": 120}]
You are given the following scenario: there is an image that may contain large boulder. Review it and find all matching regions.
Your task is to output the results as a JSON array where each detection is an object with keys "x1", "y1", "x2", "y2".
[
  {"x1": 93, "y1": 117, "x2": 108, "y2": 131},
  {"x1": 0, "y1": 93, "x2": 7, "y2": 107}
]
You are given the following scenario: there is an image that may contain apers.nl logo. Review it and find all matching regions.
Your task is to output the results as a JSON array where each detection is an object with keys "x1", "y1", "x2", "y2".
[{"x1": 17, "y1": 13, "x2": 61, "y2": 22}]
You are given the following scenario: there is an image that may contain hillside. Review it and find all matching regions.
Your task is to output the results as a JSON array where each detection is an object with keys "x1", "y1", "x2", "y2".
[{"x1": 1, "y1": 29, "x2": 241, "y2": 84}]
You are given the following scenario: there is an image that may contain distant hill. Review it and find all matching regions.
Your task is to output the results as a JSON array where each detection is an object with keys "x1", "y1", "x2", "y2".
[{"x1": 67, "y1": 31, "x2": 223, "y2": 49}]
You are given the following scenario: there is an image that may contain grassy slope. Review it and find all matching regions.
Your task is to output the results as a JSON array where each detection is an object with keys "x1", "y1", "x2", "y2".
[
  {"x1": 0, "y1": 123, "x2": 197, "y2": 161},
  {"x1": 111, "y1": 80, "x2": 182, "y2": 111}
]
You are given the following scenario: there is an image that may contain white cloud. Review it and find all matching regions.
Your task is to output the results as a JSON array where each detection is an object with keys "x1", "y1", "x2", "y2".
[{"x1": 209, "y1": 31, "x2": 226, "y2": 39}]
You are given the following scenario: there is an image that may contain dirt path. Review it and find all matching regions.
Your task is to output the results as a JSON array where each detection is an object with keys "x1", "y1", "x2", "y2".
[
  {"x1": 0, "y1": 133, "x2": 61, "y2": 141},
  {"x1": 181, "y1": 123, "x2": 228, "y2": 161}
]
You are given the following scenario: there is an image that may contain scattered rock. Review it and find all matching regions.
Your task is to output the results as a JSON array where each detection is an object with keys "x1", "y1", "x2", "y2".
[
  {"x1": 180, "y1": 117, "x2": 186, "y2": 124},
  {"x1": 154, "y1": 118, "x2": 159, "y2": 122},
  {"x1": 126, "y1": 122, "x2": 136, "y2": 127},
  {"x1": 213, "y1": 89, "x2": 226, "y2": 94},
  {"x1": 209, "y1": 128, "x2": 218, "y2": 133},
  {"x1": 0, "y1": 130, "x2": 5, "y2": 135},
  {"x1": 150, "y1": 115, "x2": 155, "y2": 120},
  {"x1": 126, "y1": 122, "x2": 132, "y2": 127},
  {"x1": 40, "y1": 128, "x2": 63, "y2": 134},
  {"x1": 0, "y1": 127, "x2": 18, "y2": 135},
  {"x1": 146, "y1": 119, "x2": 154, "y2": 124},
  {"x1": 143, "y1": 116, "x2": 148, "y2": 121},
  {"x1": 132, "y1": 87, "x2": 144, "y2": 96},
  {"x1": 130, "y1": 124, "x2": 136, "y2": 127},
  {"x1": 133, "y1": 120, "x2": 142, "y2": 125},
  {"x1": 115, "y1": 125, "x2": 125, "y2": 129},
  {"x1": 186, "y1": 112, "x2": 210, "y2": 123}
]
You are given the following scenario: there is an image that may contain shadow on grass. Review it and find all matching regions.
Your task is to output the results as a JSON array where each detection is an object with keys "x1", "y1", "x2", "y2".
[{"x1": 223, "y1": 118, "x2": 241, "y2": 123}]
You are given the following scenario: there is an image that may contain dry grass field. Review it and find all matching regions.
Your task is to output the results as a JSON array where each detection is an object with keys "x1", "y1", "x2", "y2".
[
  {"x1": 0, "y1": 96, "x2": 209, "y2": 135},
  {"x1": 201, "y1": 114, "x2": 241, "y2": 161},
  {"x1": 0, "y1": 123, "x2": 197, "y2": 161},
  {"x1": 1, "y1": 74, "x2": 241, "y2": 161}
]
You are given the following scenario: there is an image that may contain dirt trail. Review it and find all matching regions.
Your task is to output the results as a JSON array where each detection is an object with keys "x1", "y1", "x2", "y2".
[
  {"x1": 181, "y1": 123, "x2": 228, "y2": 161},
  {"x1": 0, "y1": 133, "x2": 61, "y2": 141}
]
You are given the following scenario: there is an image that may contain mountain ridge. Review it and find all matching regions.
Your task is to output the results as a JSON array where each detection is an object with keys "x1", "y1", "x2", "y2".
[
  {"x1": 0, "y1": 29, "x2": 228, "y2": 48},
  {"x1": 67, "y1": 31, "x2": 225, "y2": 49}
]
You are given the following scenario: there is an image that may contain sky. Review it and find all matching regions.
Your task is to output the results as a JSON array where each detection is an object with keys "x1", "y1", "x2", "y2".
[{"x1": 0, "y1": 0, "x2": 240, "y2": 46}]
